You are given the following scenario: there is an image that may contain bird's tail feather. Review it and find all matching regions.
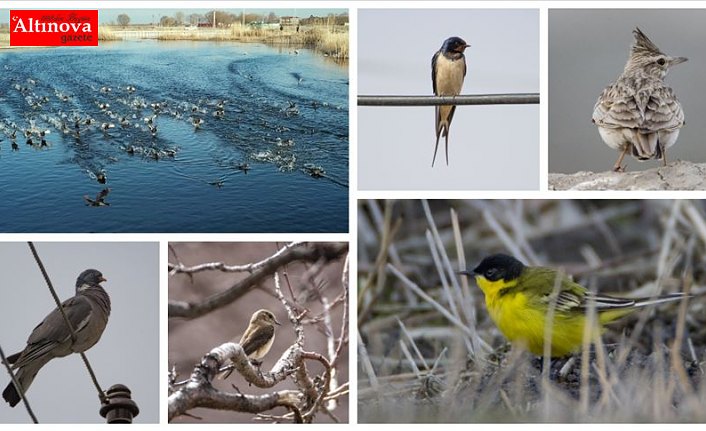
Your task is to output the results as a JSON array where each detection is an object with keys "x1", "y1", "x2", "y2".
[
  {"x1": 432, "y1": 133, "x2": 441, "y2": 167},
  {"x1": 3, "y1": 352, "x2": 20, "y2": 365},
  {"x1": 445, "y1": 132, "x2": 449, "y2": 166},
  {"x1": 2, "y1": 368, "x2": 36, "y2": 408},
  {"x1": 632, "y1": 292, "x2": 689, "y2": 308},
  {"x1": 595, "y1": 292, "x2": 690, "y2": 323},
  {"x1": 2, "y1": 382, "x2": 21, "y2": 407}
]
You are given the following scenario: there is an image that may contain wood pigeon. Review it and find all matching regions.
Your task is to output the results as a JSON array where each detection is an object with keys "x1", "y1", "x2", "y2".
[{"x1": 2, "y1": 269, "x2": 111, "y2": 407}]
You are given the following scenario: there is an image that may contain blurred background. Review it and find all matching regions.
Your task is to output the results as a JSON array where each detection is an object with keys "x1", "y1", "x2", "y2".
[
  {"x1": 549, "y1": 9, "x2": 706, "y2": 173},
  {"x1": 168, "y1": 242, "x2": 348, "y2": 423},
  {"x1": 358, "y1": 199, "x2": 706, "y2": 422}
]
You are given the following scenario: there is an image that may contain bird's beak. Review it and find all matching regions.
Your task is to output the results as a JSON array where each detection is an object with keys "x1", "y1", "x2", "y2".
[
  {"x1": 671, "y1": 56, "x2": 688, "y2": 66},
  {"x1": 274, "y1": 318, "x2": 282, "y2": 326},
  {"x1": 457, "y1": 270, "x2": 473, "y2": 277},
  {"x1": 100, "y1": 276, "x2": 107, "y2": 283}
]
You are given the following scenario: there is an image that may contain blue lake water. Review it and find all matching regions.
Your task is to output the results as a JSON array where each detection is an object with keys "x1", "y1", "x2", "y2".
[{"x1": 0, "y1": 40, "x2": 349, "y2": 232}]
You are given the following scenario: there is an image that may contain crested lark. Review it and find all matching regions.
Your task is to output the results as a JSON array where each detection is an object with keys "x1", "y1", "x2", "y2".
[{"x1": 592, "y1": 28, "x2": 687, "y2": 172}]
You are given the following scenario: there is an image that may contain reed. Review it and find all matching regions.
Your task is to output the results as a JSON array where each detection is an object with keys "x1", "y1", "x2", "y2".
[
  {"x1": 303, "y1": 28, "x2": 349, "y2": 59},
  {"x1": 98, "y1": 26, "x2": 121, "y2": 41}
]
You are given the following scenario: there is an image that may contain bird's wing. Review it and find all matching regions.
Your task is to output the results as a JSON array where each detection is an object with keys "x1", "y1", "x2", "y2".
[
  {"x1": 431, "y1": 50, "x2": 441, "y2": 96},
  {"x1": 519, "y1": 267, "x2": 588, "y2": 313},
  {"x1": 593, "y1": 80, "x2": 684, "y2": 132},
  {"x1": 523, "y1": 267, "x2": 644, "y2": 314},
  {"x1": 592, "y1": 82, "x2": 643, "y2": 129},
  {"x1": 241, "y1": 325, "x2": 274, "y2": 356},
  {"x1": 642, "y1": 86, "x2": 684, "y2": 132},
  {"x1": 581, "y1": 292, "x2": 636, "y2": 311},
  {"x1": 13, "y1": 296, "x2": 93, "y2": 368},
  {"x1": 432, "y1": 50, "x2": 442, "y2": 137}
]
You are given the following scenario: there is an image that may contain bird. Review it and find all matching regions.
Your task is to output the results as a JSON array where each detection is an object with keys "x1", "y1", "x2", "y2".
[
  {"x1": 592, "y1": 28, "x2": 687, "y2": 172},
  {"x1": 2, "y1": 269, "x2": 110, "y2": 407},
  {"x1": 459, "y1": 254, "x2": 690, "y2": 357},
  {"x1": 219, "y1": 309, "x2": 281, "y2": 379},
  {"x1": 431, "y1": 36, "x2": 470, "y2": 167},
  {"x1": 84, "y1": 188, "x2": 111, "y2": 206}
]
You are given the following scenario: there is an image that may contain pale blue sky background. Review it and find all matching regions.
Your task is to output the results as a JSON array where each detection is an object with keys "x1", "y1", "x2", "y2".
[
  {"x1": 99, "y1": 9, "x2": 346, "y2": 24},
  {"x1": 0, "y1": 9, "x2": 346, "y2": 25},
  {"x1": 358, "y1": 9, "x2": 540, "y2": 191},
  {"x1": 0, "y1": 242, "x2": 159, "y2": 423}
]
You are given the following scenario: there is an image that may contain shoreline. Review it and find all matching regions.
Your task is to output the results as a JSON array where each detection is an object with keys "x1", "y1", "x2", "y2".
[{"x1": 0, "y1": 25, "x2": 349, "y2": 59}]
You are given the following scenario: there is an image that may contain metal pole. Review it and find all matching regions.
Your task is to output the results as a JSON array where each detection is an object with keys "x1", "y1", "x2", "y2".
[{"x1": 357, "y1": 93, "x2": 539, "y2": 106}]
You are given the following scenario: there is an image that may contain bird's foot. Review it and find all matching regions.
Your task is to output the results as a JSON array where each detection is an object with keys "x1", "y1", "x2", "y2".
[
  {"x1": 249, "y1": 359, "x2": 264, "y2": 377},
  {"x1": 613, "y1": 165, "x2": 626, "y2": 173}
]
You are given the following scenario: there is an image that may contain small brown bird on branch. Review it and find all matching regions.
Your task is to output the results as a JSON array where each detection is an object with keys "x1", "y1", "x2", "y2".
[{"x1": 219, "y1": 309, "x2": 281, "y2": 379}]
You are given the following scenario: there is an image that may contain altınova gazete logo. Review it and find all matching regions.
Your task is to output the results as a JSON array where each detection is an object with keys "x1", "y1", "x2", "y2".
[{"x1": 10, "y1": 10, "x2": 98, "y2": 46}]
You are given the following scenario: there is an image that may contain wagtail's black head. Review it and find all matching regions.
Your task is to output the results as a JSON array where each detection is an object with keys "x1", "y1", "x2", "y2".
[
  {"x1": 76, "y1": 269, "x2": 107, "y2": 288},
  {"x1": 441, "y1": 36, "x2": 470, "y2": 55},
  {"x1": 459, "y1": 254, "x2": 525, "y2": 282}
]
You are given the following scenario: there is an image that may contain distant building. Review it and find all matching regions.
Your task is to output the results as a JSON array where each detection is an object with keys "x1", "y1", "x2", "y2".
[{"x1": 279, "y1": 16, "x2": 300, "y2": 26}]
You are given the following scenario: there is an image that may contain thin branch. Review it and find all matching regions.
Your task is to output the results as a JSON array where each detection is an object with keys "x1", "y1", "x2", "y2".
[
  {"x1": 167, "y1": 342, "x2": 299, "y2": 421},
  {"x1": 168, "y1": 241, "x2": 305, "y2": 275},
  {"x1": 332, "y1": 253, "x2": 349, "y2": 368},
  {"x1": 300, "y1": 350, "x2": 332, "y2": 422},
  {"x1": 168, "y1": 242, "x2": 347, "y2": 319}
]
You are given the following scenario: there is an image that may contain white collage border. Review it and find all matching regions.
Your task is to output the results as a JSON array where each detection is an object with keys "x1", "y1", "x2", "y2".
[{"x1": 2, "y1": 1, "x2": 706, "y2": 429}]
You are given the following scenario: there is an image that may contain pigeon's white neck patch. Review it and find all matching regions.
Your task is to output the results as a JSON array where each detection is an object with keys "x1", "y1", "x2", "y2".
[{"x1": 77, "y1": 283, "x2": 91, "y2": 292}]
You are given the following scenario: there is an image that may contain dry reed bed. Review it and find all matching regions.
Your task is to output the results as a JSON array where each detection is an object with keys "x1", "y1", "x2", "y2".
[
  {"x1": 358, "y1": 199, "x2": 706, "y2": 422},
  {"x1": 153, "y1": 25, "x2": 349, "y2": 59},
  {"x1": 98, "y1": 26, "x2": 120, "y2": 41}
]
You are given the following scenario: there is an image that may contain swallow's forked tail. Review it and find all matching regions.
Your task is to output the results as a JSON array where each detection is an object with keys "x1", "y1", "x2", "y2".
[{"x1": 432, "y1": 121, "x2": 450, "y2": 167}]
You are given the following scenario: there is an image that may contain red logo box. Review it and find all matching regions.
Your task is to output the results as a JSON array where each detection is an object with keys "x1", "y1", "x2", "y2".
[{"x1": 10, "y1": 10, "x2": 98, "y2": 47}]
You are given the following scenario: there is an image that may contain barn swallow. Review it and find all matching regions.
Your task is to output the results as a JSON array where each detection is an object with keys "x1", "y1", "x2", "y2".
[{"x1": 431, "y1": 36, "x2": 470, "y2": 167}]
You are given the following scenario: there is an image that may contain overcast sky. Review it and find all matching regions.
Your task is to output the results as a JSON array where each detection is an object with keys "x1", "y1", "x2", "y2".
[
  {"x1": 550, "y1": 9, "x2": 706, "y2": 174},
  {"x1": 358, "y1": 9, "x2": 539, "y2": 191},
  {"x1": 0, "y1": 242, "x2": 158, "y2": 423}
]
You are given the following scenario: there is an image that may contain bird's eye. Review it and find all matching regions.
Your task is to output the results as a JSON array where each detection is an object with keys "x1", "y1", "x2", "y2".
[
  {"x1": 485, "y1": 268, "x2": 497, "y2": 278},
  {"x1": 657, "y1": 58, "x2": 666, "y2": 66}
]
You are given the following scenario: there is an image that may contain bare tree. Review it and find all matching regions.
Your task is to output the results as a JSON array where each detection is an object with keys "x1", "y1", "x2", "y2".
[
  {"x1": 187, "y1": 13, "x2": 201, "y2": 26},
  {"x1": 117, "y1": 14, "x2": 130, "y2": 28},
  {"x1": 175, "y1": 11, "x2": 185, "y2": 25},
  {"x1": 167, "y1": 242, "x2": 349, "y2": 423}
]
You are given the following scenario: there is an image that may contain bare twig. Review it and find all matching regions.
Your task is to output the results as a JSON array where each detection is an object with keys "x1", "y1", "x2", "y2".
[{"x1": 168, "y1": 242, "x2": 347, "y2": 319}]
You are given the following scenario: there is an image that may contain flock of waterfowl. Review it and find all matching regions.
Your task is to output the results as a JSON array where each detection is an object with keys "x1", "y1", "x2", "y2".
[{"x1": 0, "y1": 65, "x2": 344, "y2": 207}]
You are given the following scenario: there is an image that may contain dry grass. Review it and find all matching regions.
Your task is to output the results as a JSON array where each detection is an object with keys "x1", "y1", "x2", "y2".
[
  {"x1": 98, "y1": 25, "x2": 120, "y2": 41},
  {"x1": 148, "y1": 24, "x2": 349, "y2": 59},
  {"x1": 301, "y1": 27, "x2": 349, "y2": 59},
  {"x1": 358, "y1": 199, "x2": 706, "y2": 423}
]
